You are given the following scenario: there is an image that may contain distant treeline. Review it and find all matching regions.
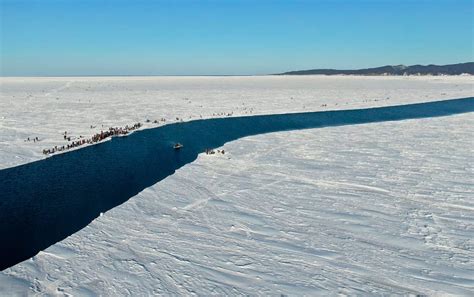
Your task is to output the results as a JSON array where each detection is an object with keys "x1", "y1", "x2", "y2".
[{"x1": 279, "y1": 62, "x2": 474, "y2": 76}]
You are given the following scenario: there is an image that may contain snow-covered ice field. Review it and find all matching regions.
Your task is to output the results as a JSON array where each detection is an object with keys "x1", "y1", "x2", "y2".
[
  {"x1": 0, "y1": 76, "x2": 473, "y2": 295},
  {"x1": 0, "y1": 75, "x2": 472, "y2": 169}
]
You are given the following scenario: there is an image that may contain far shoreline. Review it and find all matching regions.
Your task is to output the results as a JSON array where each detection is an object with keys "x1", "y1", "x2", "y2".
[{"x1": 0, "y1": 74, "x2": 472, "y2": 79}]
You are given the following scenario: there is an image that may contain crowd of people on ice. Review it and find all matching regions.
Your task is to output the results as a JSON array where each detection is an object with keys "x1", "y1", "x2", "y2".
[
  {"x1": 42, "y1": 123, "x2": 142, "y2": 155},
  {"x1": 39, "y1": 109, "x2": 243, "y2": 156}
]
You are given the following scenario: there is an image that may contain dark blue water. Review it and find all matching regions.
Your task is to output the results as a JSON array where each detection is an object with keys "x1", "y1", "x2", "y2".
[{"x1": 1, "y1": 97, "x2": 473, "y2": 270}]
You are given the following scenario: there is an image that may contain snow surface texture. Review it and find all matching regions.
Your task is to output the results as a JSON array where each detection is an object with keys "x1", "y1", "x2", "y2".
[
  {"x1": 1, "y1": 76, "x2": 473, "y2": 295},
  {"x1": 0, "y1": 75, "x2": 472, "y2": 169}
]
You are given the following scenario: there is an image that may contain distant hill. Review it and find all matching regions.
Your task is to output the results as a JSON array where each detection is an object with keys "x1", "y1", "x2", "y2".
[{"x1": 279, "y1": 62, "x2": 474, "y2": 76}]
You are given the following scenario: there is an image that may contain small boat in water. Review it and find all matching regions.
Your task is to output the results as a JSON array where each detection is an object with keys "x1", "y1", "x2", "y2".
[{"x1": 173, "y1": 143, "x2": 183, "y2": 150}]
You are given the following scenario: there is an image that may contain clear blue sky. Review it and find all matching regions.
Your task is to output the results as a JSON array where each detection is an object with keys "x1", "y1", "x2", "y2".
[{"x1": 1, "y1": 0, "x2": 473, "y2": 76}]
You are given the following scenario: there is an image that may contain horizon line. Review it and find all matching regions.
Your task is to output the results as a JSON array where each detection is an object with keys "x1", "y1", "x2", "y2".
[
  {"x1": 0, "y1": 74, "x2": 261, "y2": 78},
  {"x1": 2, "y1": 61, "x2": 472, "y2": 78}
]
